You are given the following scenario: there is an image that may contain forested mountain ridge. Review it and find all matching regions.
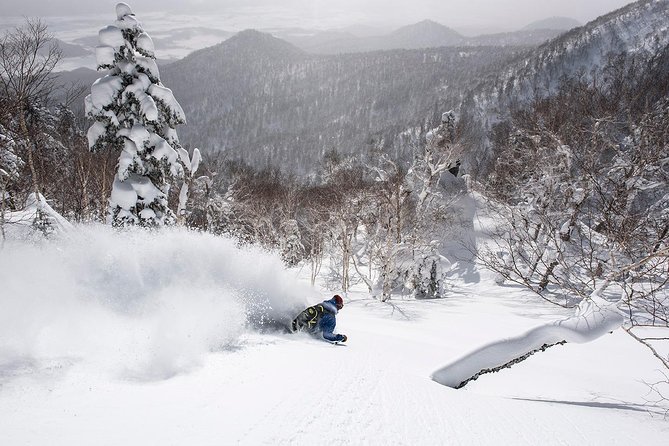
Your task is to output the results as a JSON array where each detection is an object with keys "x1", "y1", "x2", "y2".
[
  {"x1": 459, "y1": 0, "x2": 669, "y2": 173},
  {"x1": 461, "y1": 0, "x2": 669, "y2": 314},
  {"x1": 161, "y1": 30, "x2": 525, "y2": 173},
  {"x1": 157, "y1": 0, "x2": 669, "y2": 175},
  {"x1": 54, "y1": 1, "x2": 669, "y2": 178},
  {"x1": 490, "y1": 0, "x2": 668, "y2": 99}
]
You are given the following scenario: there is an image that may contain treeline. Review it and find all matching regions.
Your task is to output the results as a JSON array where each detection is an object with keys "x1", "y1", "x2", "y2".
[
  {"x1": 1, "y1": 20, "x2": 467, "y2": 301},
  {"x1": 2, "y1": 98, "x2": 466, "y2": 301},
  {"x1": 184, "y1": 112, "x2": 466, "y2": 300}
]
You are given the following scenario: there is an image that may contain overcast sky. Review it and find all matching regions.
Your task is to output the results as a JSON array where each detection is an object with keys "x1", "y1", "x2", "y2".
[{"x1": 0, "y1": 0, "x2": 637, "y2": 32}]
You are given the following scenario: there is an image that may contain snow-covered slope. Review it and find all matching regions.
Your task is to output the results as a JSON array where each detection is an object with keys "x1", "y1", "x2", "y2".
[
  {"x1": 0, "y1": 225, "x2": 668, "y2": 444},
  {"x1": 0, "y1": 226, "x2": 311, "y2": 381}
]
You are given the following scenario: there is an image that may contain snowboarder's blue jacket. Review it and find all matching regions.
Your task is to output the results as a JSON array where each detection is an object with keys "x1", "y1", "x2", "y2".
[{"x1": 318, "y1": 298, "x2": 345, "y2": 343}]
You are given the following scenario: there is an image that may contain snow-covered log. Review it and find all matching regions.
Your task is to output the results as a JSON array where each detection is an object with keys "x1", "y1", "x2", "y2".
[{"x1": 431, "y1": 293, "x2": 624, "y2": 388}]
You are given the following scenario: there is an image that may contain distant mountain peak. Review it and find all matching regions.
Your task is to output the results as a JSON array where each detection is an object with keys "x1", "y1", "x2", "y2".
[
  {"x1": 393, "y1": 19, "x2": 461, "y2": 35},
  {"x1": 228, "y1": 29, "x2": 290, "y2": 45},
  {"x1": 389, "y1": 19, "x2": 464, "y2": 47},
  {"x1": 413, "y1": 19, "x2": 446, "y2": 27},
  {"x1": 218, "y1": 29, "x2": 306, "y2": 58},
  {"x1": 522, "y1": 16, "x2": 581, "y2": 31}
]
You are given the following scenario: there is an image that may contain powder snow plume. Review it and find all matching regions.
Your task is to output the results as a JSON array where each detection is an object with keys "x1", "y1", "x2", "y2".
[{"x1": 0, "y1": 225, "x2": 312, "y2": 380}]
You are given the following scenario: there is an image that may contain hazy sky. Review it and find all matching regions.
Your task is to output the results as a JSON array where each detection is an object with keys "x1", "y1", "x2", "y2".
[{"x1": 0, "y1": 0, "x2": 637, "y2": 32}]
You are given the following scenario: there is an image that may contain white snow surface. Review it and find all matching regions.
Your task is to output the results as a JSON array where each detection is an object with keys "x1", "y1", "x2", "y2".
[
  {"x1": 136, "y1": 55, "x2": 160, "y2": 80},
  {"x1": 86, "y1": 120, "x2": 107, "y2": 148},
  {"x1": 109, "y1": 176, "x2": 139, "y2": 209},
  {"x1": 86, "y1": 75, "x2": 123, "y2": 115},
  {"x1": 190, "y1": 147, "x2": 202, "y2": 173},
  {"x1": 115, "y1": 2, "x2": 134, "y2": 21},
  {"x1": 95, "y1": 45, "x2": 116, "y2": 68},
  {"x1": 0, "y1": 225, "x2": 668, "y2": 444},
  {"x1": 136, "y1": 32, "x2": 156, "y2": 57},
  {"x1": 98, "y1": 25, "x2": 124, "y2": 48},
  {"x1": 148, "y1": 84, "x2": 186, "y2": 122}
]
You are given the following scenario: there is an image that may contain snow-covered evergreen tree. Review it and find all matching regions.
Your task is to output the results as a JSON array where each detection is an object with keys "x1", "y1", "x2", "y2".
[{"x1": 85, "y1": 3, "x2": 186, "y2": 227}]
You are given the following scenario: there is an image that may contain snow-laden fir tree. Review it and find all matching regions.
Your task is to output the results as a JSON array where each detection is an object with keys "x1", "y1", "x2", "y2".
[{"x1": 85, "y1": 3, "x2": 187, "y2": 226}]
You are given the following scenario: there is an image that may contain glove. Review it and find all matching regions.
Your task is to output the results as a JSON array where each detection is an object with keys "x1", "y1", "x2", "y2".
[{"x1": 340, "y1": 335, "x2": 347, "y2": 342}]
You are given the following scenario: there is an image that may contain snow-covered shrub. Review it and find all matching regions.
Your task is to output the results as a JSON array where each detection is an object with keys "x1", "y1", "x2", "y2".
[
  {"x1": 280, "y1": 219, "x2": 305, "y2": 267},
  {"x1": 481, "y1": 65, "x2": 669, "y2": 314},
  {"x1": 412, "y1": 253, "x2": 450, "y2": 299}
]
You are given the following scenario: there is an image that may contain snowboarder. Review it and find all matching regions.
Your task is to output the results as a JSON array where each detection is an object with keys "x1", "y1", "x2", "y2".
[{"x1": 291, "y1": 295, "x2": 348, "y2": 343}]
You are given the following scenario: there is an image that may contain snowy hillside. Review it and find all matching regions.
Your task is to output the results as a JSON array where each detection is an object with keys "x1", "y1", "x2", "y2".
[
  {"x1": 472, "y1": 0, "x2": 669, "y2": 106},
  {"x1": 459, "y1": 0, "x2": 669, "y2": 172},
  {"x1": 1, "y1": 225, "x2": 667, "y2": 444}
]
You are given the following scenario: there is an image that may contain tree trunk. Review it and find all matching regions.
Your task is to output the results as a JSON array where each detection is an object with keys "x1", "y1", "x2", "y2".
[
  {"x1": 0, "y1": 179, "x2": 7, "y2": 247},
  {"x1": 310, "y1": 234, "x2": 323, "y2": 287},
  {"x1": 101, "y1": 161, "x2": 109, "y2": 220},
  {"x1": 538, "y1": 260, "x2": 559, "y2": 291},
  {"x1": 77, "y1": 156, "x2": 90, "y2": 220},
  {"x1": 351, "y1": 253, "x2": 373, "y2": 294},
  {"x1": 342, "y1": 244, "x2": 350, "y2": 292}
]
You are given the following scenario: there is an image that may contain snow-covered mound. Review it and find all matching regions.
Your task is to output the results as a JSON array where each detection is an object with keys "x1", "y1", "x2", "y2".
[
  {"x1": 3, "y1": 193, "x2": 73, "y2": 240},
  {"x1": 0, "y1": 225, "x2": 311, "y2": 380}
]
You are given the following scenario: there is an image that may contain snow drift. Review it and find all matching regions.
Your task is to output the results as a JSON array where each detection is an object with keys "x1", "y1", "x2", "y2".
[{"x1": 0, "y1": 225, "x2": 312, "y2": 380}]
